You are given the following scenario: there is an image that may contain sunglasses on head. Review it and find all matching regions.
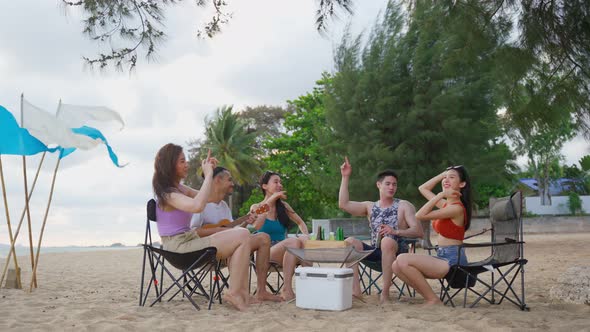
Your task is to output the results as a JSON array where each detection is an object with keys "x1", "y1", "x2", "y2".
[{"x1": 446, "y1": 165, "x2": 463, "y2": 170}]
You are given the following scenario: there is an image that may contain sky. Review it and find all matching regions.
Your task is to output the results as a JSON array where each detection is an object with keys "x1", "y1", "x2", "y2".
[
  {"x1": 0, "y1": 0, "x2": 387, "y2": 247},
  {"x1": 0, "y1": 1, "x2": 588, "y2": 247}
]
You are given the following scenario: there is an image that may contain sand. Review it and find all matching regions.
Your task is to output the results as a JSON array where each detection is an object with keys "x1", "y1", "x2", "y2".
[{"x1": 1, "y1": 233, "x2": 589, "y2": 331}]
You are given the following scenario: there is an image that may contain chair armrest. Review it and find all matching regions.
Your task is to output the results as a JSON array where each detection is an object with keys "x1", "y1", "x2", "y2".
[{"x1": 461, "y1": 240, "x2": 525, "y2": 248}]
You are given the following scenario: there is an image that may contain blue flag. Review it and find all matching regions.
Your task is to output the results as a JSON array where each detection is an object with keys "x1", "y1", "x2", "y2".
[
  {"x1": 60, "y1": 126, "x2": 127, "y2": 168},
  {"x1": 0, "y1": 105, "x2": 53, "y2": 156}
]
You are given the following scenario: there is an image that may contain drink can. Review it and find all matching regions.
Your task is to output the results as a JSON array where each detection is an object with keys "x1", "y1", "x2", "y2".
[{"x1": 376, "y1": 232, "x2": 383, "y2": 248}]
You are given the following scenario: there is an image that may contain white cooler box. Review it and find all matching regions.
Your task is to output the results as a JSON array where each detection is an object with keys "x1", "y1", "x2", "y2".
[{"x1": 295, "y1": 266, "x2": 353, "y2": 311}]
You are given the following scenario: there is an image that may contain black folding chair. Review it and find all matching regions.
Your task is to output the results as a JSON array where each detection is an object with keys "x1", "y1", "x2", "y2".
[
  {"x1": 249, "y1": 257, "x2": 284, "y2": 295},
  {"x1": 438, "y1": 191, "x2": 529, "y2": 310},
  {"x1": 359, "y1": 238, "x2": 417, "y2": 299},
  {"x1": 139, "y1": 199, "x2": 223, "y2": 310},
  {"x1": 139, "y1": 199, "x2": 164, "y2": 306}
]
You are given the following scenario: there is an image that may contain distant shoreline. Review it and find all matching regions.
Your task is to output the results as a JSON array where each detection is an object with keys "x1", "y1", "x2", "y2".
[{"x1": 0, "y1": 245, "x2": 138, "y2": 259}]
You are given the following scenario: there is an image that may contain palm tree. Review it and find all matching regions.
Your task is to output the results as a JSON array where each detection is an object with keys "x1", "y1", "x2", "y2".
[{"x1": 203, "y1": 106, "x2": 261, "y2": 210}]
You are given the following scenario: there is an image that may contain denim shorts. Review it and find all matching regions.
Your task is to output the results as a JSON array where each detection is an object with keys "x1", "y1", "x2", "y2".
[{"x1": 435, "y1": 245, "x2": 468, "y2": 266}]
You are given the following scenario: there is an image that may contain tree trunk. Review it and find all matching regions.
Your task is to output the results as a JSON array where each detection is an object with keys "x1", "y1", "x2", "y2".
[{"x1": 539, "y1": 158, "x2": 552, "y2": 206}]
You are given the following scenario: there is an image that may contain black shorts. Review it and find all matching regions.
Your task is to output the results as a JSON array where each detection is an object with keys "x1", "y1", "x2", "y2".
[{"x1": 361, "y1": 238, "x2": 410, "y2": 263}]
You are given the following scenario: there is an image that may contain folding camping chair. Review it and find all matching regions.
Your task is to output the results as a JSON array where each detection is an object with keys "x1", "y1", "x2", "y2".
[
  {"x1": 249, "y1": 258, "x2": 284, "y2": 295},
  {"x1": 358, "y1": 238, "x2": 417, "y2": 299},
  {"x1": 420, "y1": 220, "x2": 436, "y2": 255},
  {"x1": 438, "y1": 191, "x2": 529, "y2": 310},
  {"x1": 139, "y1": 199, "x2": 224, "y2": 310},
  {"x1": 248, "y1": 229, "x2": 304, "y2": 295}
]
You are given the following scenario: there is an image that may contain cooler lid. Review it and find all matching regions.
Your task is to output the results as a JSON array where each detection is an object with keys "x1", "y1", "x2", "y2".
[{"x1": 295, "y1": 266, "x2": 353, "y2": 278}]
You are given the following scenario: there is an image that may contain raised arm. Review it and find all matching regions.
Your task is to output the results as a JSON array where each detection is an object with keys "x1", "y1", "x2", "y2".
[
  {"x1": 418, "y1": 171, "x2": 446, "y2": 209},
  {"x1": 339, "y1": 156, "x2": 370, "y2": 216},
  {"x1": 180, "y1": 183, "x2": 198, "y2": 198},
  {"x1": 284, "y1": 202, "x2": 309, "y2": 235},
  {"x1": 415, "y1": 190, "x2": 463, "y2": 222},
  {"x1": 168, "y1": 151, "x2": 217, "y2": 213}
]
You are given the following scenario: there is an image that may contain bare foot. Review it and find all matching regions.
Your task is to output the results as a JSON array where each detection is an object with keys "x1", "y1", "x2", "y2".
[
  {"x1": 353, "y1": 294, "x2": 366, "y2": 303},
  {"x1": 248, "y1": 295, "x2": 262, "y2": 304},
  {"x1": 223, "y1": 292, "x2": 248, "y2": 311},
  {"x1": 281, "y1": 290, "x2": 296, "y2": 302},
  {"x1": 256, "y1": 291, "x2": 283, "y2": 302},
  {"x1": 379, "y1": 292, "x2": 390, "y2": 305},
  {"x1": 422, "y1": 298, "x2": 443, "y2": 306}
]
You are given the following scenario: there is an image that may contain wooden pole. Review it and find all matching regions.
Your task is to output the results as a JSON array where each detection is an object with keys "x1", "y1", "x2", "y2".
[
  {"x1": 0, "y1": 152, "x2": 45, "y2": 287},
  {"x1": 29, "y1": 156, "x2": 61, "y2": 292},
  {"x1": 26, "y1": 99, "x2": 62, "y2": 291},
  {"x1": 20, "y1": 93, "x2": 37, "y2": 288},
  {"x1": 0, "y1": 155, "x2": 22, "y2": 289}
]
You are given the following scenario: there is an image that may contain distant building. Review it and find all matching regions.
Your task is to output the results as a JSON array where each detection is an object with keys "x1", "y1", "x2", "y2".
[{"x1": 516, "y1": 178, "x2": 587, "y2": 196}]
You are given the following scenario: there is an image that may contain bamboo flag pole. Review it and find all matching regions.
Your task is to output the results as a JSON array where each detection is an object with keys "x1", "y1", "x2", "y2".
[
  {"x1": 0, "y1": 152, "x2": 46, "y2": 287},
  {"x1": 20, "y1": 94, "x2": 37, "y2": 288},
  {"x1": 0, "y1": 155, "x2": 22, "y2": 289},
  {"x1": 29, "y1": 156, "x2": 61, "y2": 292},
  {"x1": 29, "y1": 99, "x2": 63, "y2": 292}
]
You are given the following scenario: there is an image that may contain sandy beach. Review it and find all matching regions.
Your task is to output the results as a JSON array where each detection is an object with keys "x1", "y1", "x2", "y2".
[{"x1": 1, "y1": 232, "x2": 589, "y2": 331}]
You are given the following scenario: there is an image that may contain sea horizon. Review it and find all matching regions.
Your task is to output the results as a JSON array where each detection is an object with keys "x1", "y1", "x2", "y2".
[{"x1": 0, "y1": 243, "x2": 139, "y2": 259}]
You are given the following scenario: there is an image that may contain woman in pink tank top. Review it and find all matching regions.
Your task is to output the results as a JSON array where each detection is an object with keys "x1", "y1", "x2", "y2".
[
  {"x1": 153, "y1": 143, "x2": 253, "y2": 311},
  {"x1": 391, "y1": 165, "x2": 472, "y2": 305}
]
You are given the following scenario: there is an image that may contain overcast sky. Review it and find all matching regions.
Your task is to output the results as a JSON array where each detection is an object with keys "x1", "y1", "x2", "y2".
[
  {"x1": 0, "y1": 1, "x2": 587, "y2": 247},
  {"x1": 0, "y1": 0, "x2": 387, "y2": 247}
]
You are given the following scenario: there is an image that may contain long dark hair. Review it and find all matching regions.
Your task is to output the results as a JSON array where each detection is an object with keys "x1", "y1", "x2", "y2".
[
  {"x1": 447, "y1": 165, "x2": 473, "y2": 230},
  {"x1": 153, "y1": 143, "x2": 183, "y2": 207},
  {"x1": 259, "y1": 171, "x2": 290, "y2": 229}
]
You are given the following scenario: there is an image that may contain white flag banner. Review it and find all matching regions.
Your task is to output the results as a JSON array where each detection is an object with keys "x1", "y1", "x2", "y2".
[
  {"x1": 57, "y1": 104, "x2": 125, "y2": 130},
  {"x1": 21, "y1": 98, "x2": 100, "y2": 150}
]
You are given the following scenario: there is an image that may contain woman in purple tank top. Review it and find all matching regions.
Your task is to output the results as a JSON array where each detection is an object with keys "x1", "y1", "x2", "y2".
[{"x1": 153, "y1": 143, "x2": 252, "y2": 311}]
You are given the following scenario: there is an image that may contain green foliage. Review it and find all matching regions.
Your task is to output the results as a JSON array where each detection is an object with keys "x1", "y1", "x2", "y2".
[
  {"x1": 473, "y1": 183, "x2": 513, "y2": 210},
  {"x1": 238, "y1": 105, "x2": 289, "y2": 155},
  {"x1": 325, "y1": 1, "x2": 513, "y2": 206},
  {"x1": 562, "y1": 164, "x2": 583, "y2": 179},
  {"x1": 522, "y1": 210, "x2": 538, "y2": 218},
  {"x1": 187, "y1": 104, "x2": 292, "y2": 212},
  {"x1": 239, "y1": 191, "x2": 264, "y2": 216},
  {"x1": 261, "y1": 75, "x2": 343, "y2": 221},
  {"x1": 180, "y1": 0, "x2": 590, "y2": 220},
  {"x1": 501, "y1": 58, "x2": 581, "y2": 204},
  {"x1": 203, "y1": 105, "x2": 261, "y2": 185},
  {"x1": 185, "y1": 138, "x2": 205, "y2": 189},
  {"x1": 563, "y1": 159, "x2": 590, "y2": 194},
  {"x1": 567, "y1": 191, "x2": 584, "y2": 215},
  {"x1": 580, "y1": 155, "x2": 590, "y2": 172}
]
